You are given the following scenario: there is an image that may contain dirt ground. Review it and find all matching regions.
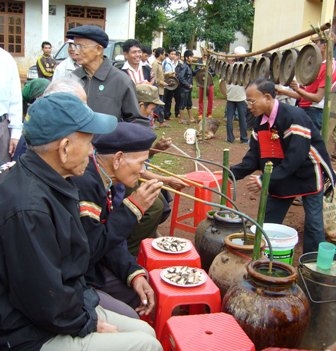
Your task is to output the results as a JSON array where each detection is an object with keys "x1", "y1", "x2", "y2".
[{"x1": 153, "y1": 97, "x2": 330, "y2": 267}]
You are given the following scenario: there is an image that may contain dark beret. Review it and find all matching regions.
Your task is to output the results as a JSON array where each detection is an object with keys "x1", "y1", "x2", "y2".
[
  {"x1": 66, "y1": 25, "x2": 109, "y2": 48},
  {"x1": 93, "y1": 122, "x2": 157, "y2": 154}
]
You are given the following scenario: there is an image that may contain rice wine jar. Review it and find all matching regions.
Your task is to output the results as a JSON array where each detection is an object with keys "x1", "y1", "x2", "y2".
[
  {"x1": 209, "y1": 233, "x2": 265, "y2": 298},
  {"x1": 222, "y1": 260, "x2": 310, "y2": 351}
]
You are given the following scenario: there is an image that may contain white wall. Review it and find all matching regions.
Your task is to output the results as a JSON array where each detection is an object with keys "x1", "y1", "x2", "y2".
[{"x1": 16, "y1": 0, "x2": 135, "y2": 75}]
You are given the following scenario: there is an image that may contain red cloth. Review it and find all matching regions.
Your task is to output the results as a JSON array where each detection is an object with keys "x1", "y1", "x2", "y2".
[{"x1": 258, "y1": 129, "x2": 285, "y2": 159}]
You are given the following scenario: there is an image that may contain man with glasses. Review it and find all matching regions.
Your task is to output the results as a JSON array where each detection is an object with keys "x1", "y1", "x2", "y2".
[
  {"x1": 66, "y1": 25, "x2": 143, "y2": 123},
  {"x1": 231, "y1": 78, "x2": 335, "y2": 254}
]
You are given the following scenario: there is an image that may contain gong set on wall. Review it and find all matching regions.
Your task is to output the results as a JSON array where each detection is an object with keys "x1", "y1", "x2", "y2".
[{"x1": 207, "y1": 42, "x2": 322, "y2": 88}]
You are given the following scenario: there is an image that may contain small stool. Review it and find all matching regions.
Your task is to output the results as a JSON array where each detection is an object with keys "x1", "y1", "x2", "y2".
[
  {"x1": 161, "y1": 313, "x2": 255, "y2": 351},
  {"x1": 137, "y1": 238, "x2": 201, "y2": 271},
  {"x1": 169, "y1": 171, "x2": 226, "y2": 236},
  {"x1": 149, "y1": 268, "x2": 221, "y2": 340}
]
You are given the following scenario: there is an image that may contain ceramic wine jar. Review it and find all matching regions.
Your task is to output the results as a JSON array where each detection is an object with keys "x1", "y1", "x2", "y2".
[{"x1": 222, "y1": 260, "x2": 310, "y2": 351}]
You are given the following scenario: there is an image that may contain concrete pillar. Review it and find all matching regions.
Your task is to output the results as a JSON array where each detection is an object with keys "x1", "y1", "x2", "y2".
[{"x1": 42, "y1": 0, "x2": 49, "y2": 40}]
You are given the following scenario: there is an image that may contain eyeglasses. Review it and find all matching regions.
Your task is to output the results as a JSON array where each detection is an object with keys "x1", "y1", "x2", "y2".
[
  {"x1": 246, "y1": 99, "x2": 257, "y2": 105},
  {"x1": 70, "y1": 43, "x2": 98, "y2": 51}
]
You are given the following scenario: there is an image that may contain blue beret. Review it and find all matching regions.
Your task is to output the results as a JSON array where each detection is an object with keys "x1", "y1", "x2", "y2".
[
  {"x1": 93, "y1": 122, "x2": 157, "y2": 154},
  {"x1": 66, "y1": 25, "x2": 109, "y2": 48}
]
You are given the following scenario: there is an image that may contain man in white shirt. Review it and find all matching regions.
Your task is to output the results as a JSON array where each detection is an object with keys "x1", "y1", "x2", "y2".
[
  {"x1": 121, "y1": 39, "x2": 151, "y2": 84},
  {"x1": 52, "y1": 39, "x2": 80, "y2": 81},
  {"x1": 162, "y1": 48, "x2": 178, "y2": 120},
  {"x1": 0, "y1": 47, "x2": 22, "y2": 165}
]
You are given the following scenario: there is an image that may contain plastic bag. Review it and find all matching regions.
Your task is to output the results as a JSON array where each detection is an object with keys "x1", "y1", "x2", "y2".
[{"x1": 323, "y1": 190, "x2": 336, "y2": 242}]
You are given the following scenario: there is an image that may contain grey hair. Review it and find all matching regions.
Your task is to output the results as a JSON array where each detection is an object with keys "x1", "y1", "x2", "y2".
[
  {"x1": 27, "y1": 143, "x2": 54, "y2": 154},
  {"x1": 43, "y1": 76, "x2": 84, "y2": 96}
]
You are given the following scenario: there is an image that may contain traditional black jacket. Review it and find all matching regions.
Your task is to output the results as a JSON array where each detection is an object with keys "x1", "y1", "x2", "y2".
[
  {"x1": 71, "y1": 158, "x2": 145, "y2": 289},
  {"x1": 0, "y1": 150, "x2": 99, "y2": 351},
  {"x1": 231, "y1": 102, "x2": 335, "y2": 197}
]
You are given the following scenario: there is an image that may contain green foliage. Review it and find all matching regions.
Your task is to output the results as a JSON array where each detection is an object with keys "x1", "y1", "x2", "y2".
[
  {"x1": 135, "y1": 0, "x2": 170, "y2": 45},
  {"x1": 135, "y1": 0, "x2": 254, "y2": 51}
]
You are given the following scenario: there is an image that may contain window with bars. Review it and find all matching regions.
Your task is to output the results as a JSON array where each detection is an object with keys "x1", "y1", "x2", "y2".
[
  {"x1": 65, "y1": 5, "x2": 105, "y2": 33},
  {"x1": 0, "y1": 1, "x2": 25, "y2": 56}
]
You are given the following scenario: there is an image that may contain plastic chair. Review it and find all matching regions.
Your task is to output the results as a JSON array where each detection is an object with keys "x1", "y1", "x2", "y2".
[
  {"x1": 148, "y1": 268, "x2": 221, "y2": 340},
  {"x1": 161, "y1": 313, "x2": 255, "y2": 351},
  {"x1": 137, "y1": 238, "x2": 201, "y2": 271},
  {"x1": 169, "y1": 171, "x2": 227, "y2": 236}
]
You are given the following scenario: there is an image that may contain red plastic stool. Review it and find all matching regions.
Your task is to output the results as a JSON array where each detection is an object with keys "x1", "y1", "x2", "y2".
[
  {"x1": 137, "y1": 238, "x2": 201, "y2": 271},
  {"x1": 169, "y1": 171, "x2": 228, "y2": 236},
  {"x1": 149, "y1": 268, "x2": 221, "y2": 340},
  {"x1": 161, "y1": 313, "x2": 255, "y2": 351}
]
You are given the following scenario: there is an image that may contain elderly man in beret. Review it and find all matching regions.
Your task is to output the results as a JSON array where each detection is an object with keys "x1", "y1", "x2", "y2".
[
  {"x1": 71, "y1": 122, "x2": 163, "y2": 317},
  {"x1": 66, "y1": 25, "x2": 144, "y2": 123},
  {"x1": 0, "y1": 93, "x2": 162, "y2": 351}
]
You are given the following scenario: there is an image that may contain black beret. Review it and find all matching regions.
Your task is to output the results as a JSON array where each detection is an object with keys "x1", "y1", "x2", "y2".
[
  {"x1": 66, "y1": 25, "x2": 109, "y2": 48},
  {"x1": 93, "y1": 122, "x2": 157, "y2": 154}
]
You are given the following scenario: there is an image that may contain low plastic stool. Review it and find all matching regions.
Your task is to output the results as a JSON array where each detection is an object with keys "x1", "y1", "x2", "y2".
[
  {"x1": 149, "y1": 268, "x2": 221, "y2": 340},
  {"x1": 137, "y1": 238, "x2": 201, "y2": 271},
  {"x1": 161, "y1": 312, "x2": 255, "y2": 351},
  {"x1": 169, "y1": 171, "x2": 226, "y2": 236}
]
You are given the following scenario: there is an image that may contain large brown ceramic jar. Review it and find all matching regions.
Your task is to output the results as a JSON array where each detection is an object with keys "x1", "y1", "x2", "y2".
[
  {"x1": 209, "y1": 233, "x2": 265, "y2": 298},
  {"x1": 222, "y1": 260, "x2": 310, "y2": 351}
]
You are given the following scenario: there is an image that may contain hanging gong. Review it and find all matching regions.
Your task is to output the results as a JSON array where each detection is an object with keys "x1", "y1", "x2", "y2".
[
  {"x1": 256, "y1": 56, "x2": 270, "y2": 80},
  {"x1": 295, "y1": 43, "x2": 322, "y2": 86},
  {"x1": 242, "y1": 62, "x2": 252, "y2": 87},
  {"x1": 195, "y1": 70, "x2": 213, "y2": 88},
  {"x1": 279, "y1": 48, "x2": 298, "y2": 86},
  {"x1": 220, "y1": 62, "x2": 227, "y2": 80},
  {"x1": 270, "y1": 51, "x2": 282, "y2": 84},
  {"x1": 219, "y1": 79, "x2": 227, "y2": 98},
  {"x1": 164, "y1": 76, "x2": 179, "y2": 91},
  {"x1": 226, "y1": 63, "x2": 234, "y2": 84},
  {"x1": 250, "y1": 58, "x2": 258, "y2": 81},
  {"x1": 210, "y1": 56, "x2": 216, "y2": 71},
  {"x1": 215, "y1": 60, "x2": 222, "y2": 75},
  {"x1": 231, "y1": 62, "x2": 241, "y2": 85},
  {"x1": 237, "y1": 62, "x2": 245, "y2": 86}
]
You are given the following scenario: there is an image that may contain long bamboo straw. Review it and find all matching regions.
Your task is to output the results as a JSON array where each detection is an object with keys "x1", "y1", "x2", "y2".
[
  {"x1": 148, "y1": 148, "x2": 238, "y2": 197},
  {"x1": 144, "y1": 160, "x2": 236, "y2": 206},
  {"x1": 144, "y1": 161, "x2": 203, "y2": 188},
  {"x1": 138, "y1": 177, "x2": 274, "y2": 261},
  {"x1": 139, "y1": 178, "x2": 208, "y2": 203}
]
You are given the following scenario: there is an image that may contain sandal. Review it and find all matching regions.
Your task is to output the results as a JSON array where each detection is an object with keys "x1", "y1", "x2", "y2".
[{"x1": 178, "y1": 119, "x2": 189, "y2": 125}]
